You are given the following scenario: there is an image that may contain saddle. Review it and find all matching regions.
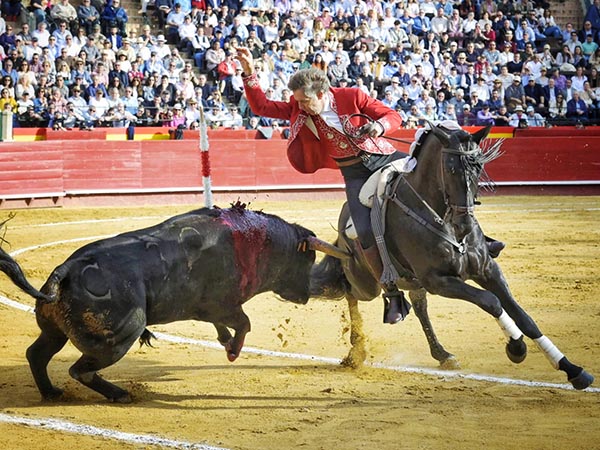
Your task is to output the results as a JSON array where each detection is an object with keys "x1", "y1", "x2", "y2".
[{"x1": 344, "y1": 156, "x2": 416, "y2": 240}]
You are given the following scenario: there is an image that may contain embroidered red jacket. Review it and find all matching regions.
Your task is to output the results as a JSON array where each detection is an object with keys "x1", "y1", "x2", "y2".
[{"x1": 242, "y1": 73, "x2": 403, "y2": 174}]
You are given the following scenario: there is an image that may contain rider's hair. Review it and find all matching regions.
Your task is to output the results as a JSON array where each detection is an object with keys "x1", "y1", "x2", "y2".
[{"x1": 288, "y1": 68, "x2": 331, "y2": 97}]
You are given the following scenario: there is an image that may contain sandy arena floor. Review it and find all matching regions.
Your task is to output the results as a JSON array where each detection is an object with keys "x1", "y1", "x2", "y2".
[{"x1": 0, "y1": 195, "x2": 599, "y2": 450}]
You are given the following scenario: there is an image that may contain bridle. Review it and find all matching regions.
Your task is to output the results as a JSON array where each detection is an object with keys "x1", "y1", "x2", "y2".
[{"x1": 440, "y1": 143, "x2": 481, "y2": 221}]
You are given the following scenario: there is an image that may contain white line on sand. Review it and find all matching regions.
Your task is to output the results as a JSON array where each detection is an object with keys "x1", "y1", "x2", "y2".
[{"x1": 0, "y1": 413, "x2": 228, "y2": 450}]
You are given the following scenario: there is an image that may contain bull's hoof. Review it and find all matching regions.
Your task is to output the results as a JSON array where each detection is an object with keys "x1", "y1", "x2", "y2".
[
  {"x1": 506, "y1": 336, "x2": 527, "y2": 364},
  {"x1": 110, "y1": 392, "x2": 133, "y2": 404},
  {"x1": 227, "y1": 351, "x2": 239, "y2": 362},
  {"x1": 439, "y1": 356, "x2": 460, "y2": 370},
  {"x1": 41, "y1": 387, "x2": 64, "y2": 401},
  {"x1": 569, "y1": 369, "x2": 594, "y2": 390}
]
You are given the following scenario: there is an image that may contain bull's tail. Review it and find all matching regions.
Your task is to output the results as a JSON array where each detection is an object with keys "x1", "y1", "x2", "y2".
[
  {"x1": 310, "y1": 242, "x2": 350, "y2": 300},
  {"x1": 0, "y1": 246, "x2": 52, "y2": 303}
]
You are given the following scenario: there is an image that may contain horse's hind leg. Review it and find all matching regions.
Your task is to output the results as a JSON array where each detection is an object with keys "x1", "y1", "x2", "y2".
[
  {"x1": 341, "y1": 295, "x2": 367, "y2": 368},
  {"x1": 409, "y1": 289, "x2": 459, "y2": 370},
  {"x1": 26, "y1": 326, "x2": 68, "y2": 401}
]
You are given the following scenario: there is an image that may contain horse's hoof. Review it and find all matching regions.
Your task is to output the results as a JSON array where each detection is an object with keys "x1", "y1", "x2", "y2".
[
  {"x1": 439, "y1": 356, "x2": 460, "y2": 370},
  {"x1": 569, "y1": 369, "x2": 594, "y2": 390},
  {"x1": 506, "y1": 337, "x2": 527, "y2": 364}
]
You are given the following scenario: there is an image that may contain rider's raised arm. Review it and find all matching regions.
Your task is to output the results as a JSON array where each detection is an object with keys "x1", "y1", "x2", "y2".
[{"x1": 236, "y1": 46, "x2": 293, "y2": 121}]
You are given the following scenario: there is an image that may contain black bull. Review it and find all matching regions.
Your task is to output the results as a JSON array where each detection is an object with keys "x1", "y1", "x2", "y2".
[{"x1": 0, "y1": 205, "x2": 345, "y2": 403}]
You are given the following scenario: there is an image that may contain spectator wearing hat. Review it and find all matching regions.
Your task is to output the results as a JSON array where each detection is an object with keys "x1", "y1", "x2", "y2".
[
  {"x1": 504, "y1": 74, "x2": 525, "y2": 111},
  {"x1": 508, "y1": 104, "x2": 528, "y2": 127},
  {"x1": 78, "y1": 0, "x2": 100, "y2": 35},
  {"x1": 536, "y1": 66, "x2": 550, "y2": 87},
  {"x1": 539, "y1": 44, "x2": 556, "y2": 70},
  {"x1": 326, "y1": 53, "x2": 348, "y2": 87},
  {"x1": 461, "y1": 102, "x2": 475, "y2": 125},
  {"x1": 382, "y1": 76, "x2": 402, "y2": 102},
  {"x1": 470, "y1": 75, "x2": 490, "y2": 102},
  {"x1": 524, "y1": 105, "x2": 546, "y2": 127},
  {"x1": 183, "y1": 97, "x2": 200, "y2": 128},
  {"x1": 119, "y1": 37, "x2": 136, "y2": 61},
  {"x1": 71, "y1": 58, "x2": 92, "y2": 85},
  {"x1": 152, "y1": 34, "x2": 171, "y2": 59},
  {"x1": 87, "y1": 23, "x2": 106, "y2": 45}
]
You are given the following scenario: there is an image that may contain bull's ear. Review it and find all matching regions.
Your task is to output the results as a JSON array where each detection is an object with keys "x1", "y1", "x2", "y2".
[
  {"x1": 472, "y1": 124, "x2": 492, "y2": 144},
  {"x1": 305, "y1": 237, "x2": 351, "y2": 260}
]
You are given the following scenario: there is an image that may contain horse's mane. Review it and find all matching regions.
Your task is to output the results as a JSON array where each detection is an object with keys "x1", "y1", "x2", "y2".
[{"x1": 409, "y1": 122, "x2": 503, "y2": 191}]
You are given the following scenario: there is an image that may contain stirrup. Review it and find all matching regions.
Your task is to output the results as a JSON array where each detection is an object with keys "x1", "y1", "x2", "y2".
[{"x1": 382, "y1": 289, "x2": 411, "y2": 324}]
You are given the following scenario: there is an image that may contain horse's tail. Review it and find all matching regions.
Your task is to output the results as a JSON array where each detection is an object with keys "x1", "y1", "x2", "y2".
[
  {"x1": 310, "y1": 240, "x2": 351, "y2": 300},
  {"x1": 0, "y1": 246, "x2": 52, "y2": 303}
]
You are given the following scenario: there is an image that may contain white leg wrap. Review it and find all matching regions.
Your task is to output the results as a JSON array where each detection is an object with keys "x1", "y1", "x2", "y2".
[
  {"x1": 534, "y1": 336, "x2": 564, "y2": 370},
  {"x1": 496, "y1": 310, "x2": 523, "y2": 341}
]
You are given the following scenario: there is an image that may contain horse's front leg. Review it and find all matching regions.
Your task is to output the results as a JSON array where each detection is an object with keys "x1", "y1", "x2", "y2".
[
  {"x1": 474, "y1": 263, "x2": 594, "y2": 390},
  {"x1": 424, "y1": 273, "x2": 529, "y2": 365},
  {"x1": 409, "y1": 288, "x2": 459, "y2": 370}
]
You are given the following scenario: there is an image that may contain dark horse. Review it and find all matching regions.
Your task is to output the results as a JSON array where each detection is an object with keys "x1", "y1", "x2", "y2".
[{"x1": 311, "y1": 122, "x2": 594, "y2": 390}]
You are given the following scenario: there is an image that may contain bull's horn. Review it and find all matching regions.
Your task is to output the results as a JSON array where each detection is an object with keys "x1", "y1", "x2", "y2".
[{"x1": 306, "y1": 236, "x2": 351, "y2": 260}]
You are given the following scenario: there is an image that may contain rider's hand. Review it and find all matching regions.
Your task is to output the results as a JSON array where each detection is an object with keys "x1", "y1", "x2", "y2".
[
  {"x1": 235, "y1": 47, "x2": 254, "y2": 76},
  {"x1": 357, "y1": 121, "x2": 384, "y2": 138}
]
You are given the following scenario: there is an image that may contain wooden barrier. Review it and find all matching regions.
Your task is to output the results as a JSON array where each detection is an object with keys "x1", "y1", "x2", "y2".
[{"x1": 1, "y1": 126, "x2": 599, "y2": 208}]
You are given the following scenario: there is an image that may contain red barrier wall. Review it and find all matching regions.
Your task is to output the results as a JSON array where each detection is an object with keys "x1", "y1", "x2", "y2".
[{"x1": 1, "y1": 126, "x2": 599, "y2": 208}]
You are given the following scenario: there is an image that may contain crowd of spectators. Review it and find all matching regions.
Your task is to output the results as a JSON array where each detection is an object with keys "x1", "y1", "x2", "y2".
[{"x1": 2, "y1": 0, "x2": 600, "y2": 131}]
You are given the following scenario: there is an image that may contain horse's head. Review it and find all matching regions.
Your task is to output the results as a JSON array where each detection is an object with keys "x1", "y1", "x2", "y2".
[{"x1": 428, "y1": 124, "x2": 501, "y2": 222}]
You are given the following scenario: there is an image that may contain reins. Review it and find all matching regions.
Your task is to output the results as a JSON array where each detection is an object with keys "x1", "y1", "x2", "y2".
[
  {"x1": 384, "y1": 175, "x2": 468, "y2": 254},
  {"x1": 342, "y1": 113, "x2": 414, "y2": 148}
]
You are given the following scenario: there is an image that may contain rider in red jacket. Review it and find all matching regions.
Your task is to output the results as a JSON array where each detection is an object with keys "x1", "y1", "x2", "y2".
[{"x1": 237, "y1": 47, "x2": 410, "y2": 324}]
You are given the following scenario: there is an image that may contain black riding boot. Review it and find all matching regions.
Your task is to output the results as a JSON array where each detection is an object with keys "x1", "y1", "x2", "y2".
[{"x1": 360, "y1": 245, "x2": 411, "y2": 324}]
